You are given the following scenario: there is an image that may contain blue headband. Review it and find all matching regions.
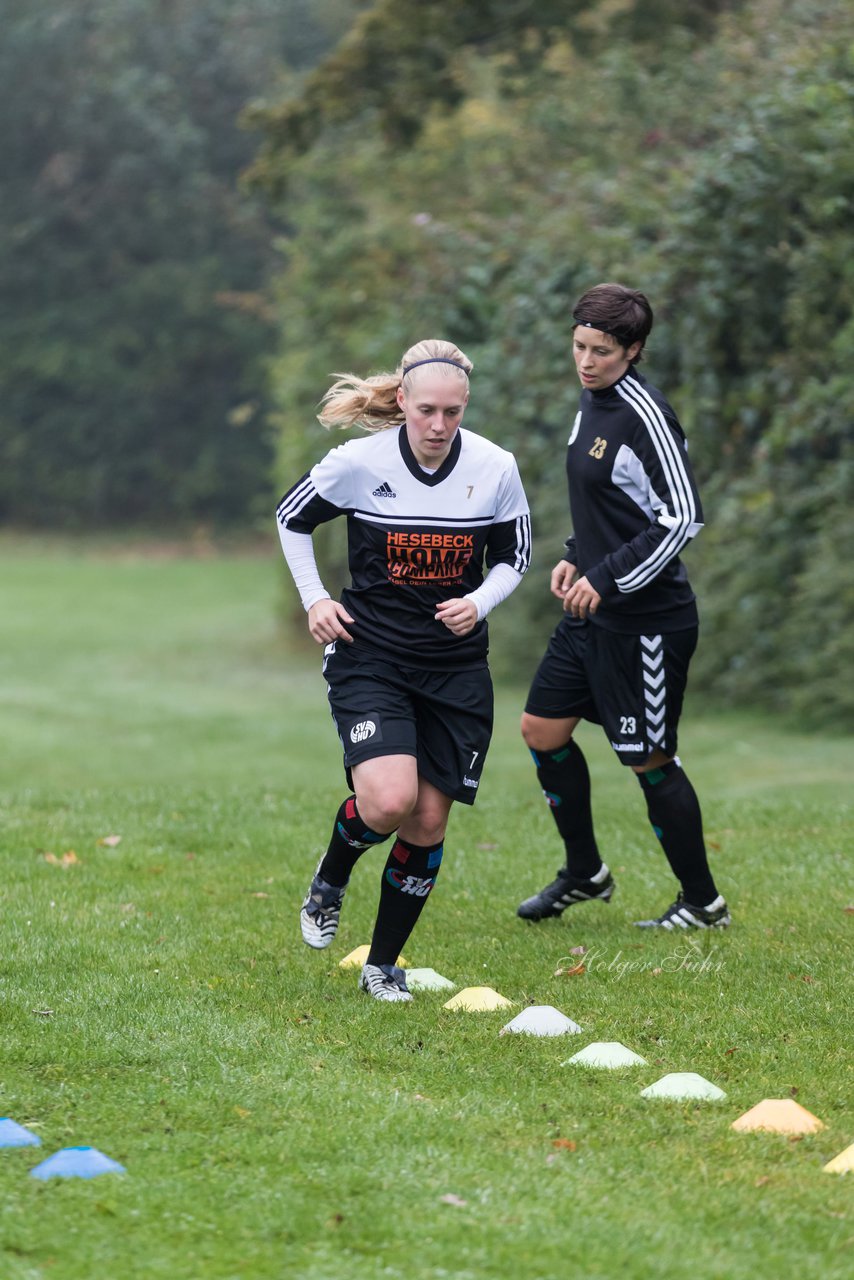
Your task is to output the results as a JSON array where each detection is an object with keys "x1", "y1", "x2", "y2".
[{"x1": 402, "y1": 357, "x2": 469, "y2": 376}]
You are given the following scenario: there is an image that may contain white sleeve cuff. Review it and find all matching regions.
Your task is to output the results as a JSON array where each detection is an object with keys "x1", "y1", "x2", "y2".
[
  {"x1": 277, "y1": 524, "x2": 331, "y2": 613},
  {"x1": 464, "y1": 562, "x2": 524, "y2": 621}
]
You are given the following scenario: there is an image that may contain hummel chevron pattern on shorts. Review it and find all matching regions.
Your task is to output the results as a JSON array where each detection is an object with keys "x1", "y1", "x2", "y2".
[
  {"x1": 635, "y1": 893, "x2": 730, "y2": 930},
  {"x1": 641, "y1": 634, "x2": 666, "y2": 750},
  {"x1": 300, "y1": 866, "x2": 347, "y2": 949},
  {"x1": 359, "y1": 963, "x2": 412, "y2": 1002}
]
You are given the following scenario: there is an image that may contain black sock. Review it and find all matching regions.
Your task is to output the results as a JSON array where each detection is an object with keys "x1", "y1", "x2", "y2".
[
  {"x1": 530, "y1": 740, "x2": 602, "y2": 880},
  {"x1": 318, "y1": 796, "x2": 395, "y2": 888},
  {"x1": 637, "y1": 762, "x2": 718, "y2": 905},
  {"x1": 366, "y1": 838, "x2": 443, "y2": 967}
]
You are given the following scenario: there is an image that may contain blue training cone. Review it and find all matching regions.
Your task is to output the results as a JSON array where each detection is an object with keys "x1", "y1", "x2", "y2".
[
  {"x1": 30, "y1": 1146, "x2": 125, "y2": 1180},
  {"x1": 0, "y1": 1118, "x2": 41, "y2": 1148}
]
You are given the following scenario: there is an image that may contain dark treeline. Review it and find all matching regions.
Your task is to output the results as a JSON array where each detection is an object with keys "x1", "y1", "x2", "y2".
[
  {"x1": 0, "y1": 0, "x2": 358, "y2": 526},
  {"x1": 1, "y1": 0, "x2": 851, "y2": 724}
]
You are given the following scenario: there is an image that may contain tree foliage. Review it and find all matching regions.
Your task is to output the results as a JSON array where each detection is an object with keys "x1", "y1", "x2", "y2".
[
  {"x1": 0, "y1": 0, "x2": 356, "y2": 526},
  {"x1": 252, "y1": 0, "x2": 854, "y2": 726}
]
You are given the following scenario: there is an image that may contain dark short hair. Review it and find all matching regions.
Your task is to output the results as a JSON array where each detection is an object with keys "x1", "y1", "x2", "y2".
[{"x1": 572, "y1": 283, "x2": 654, "y2": 362}]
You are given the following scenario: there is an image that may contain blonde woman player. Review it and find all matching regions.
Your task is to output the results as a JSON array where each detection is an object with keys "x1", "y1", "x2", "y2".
[{"x1": 277, "y1": 339, "x2": 531, "y2": 1001}]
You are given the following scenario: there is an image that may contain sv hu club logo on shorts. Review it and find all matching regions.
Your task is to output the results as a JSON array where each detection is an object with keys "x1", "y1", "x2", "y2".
[{"x1": 349, "y1": 720, "x2": 377, "y2": 744}]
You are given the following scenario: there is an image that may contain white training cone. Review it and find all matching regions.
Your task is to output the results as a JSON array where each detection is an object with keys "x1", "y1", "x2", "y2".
[
  {"x1": 405, "y1": 968, "x2": 455, "y2": 992},
  {"x1": 565, "y1": 1042, "x2": 647, "y2": 1068},
  {"x1": 641, "y1": 1072, "x2": 726, "y2": 1101},
  {"x1": 339, "y1": 945, "x2": 408, "y2": 970},
  {"x1": 443, "y1": 987, "x2": 512, "y2": 1012},
  {"x1": 500, "y1": 1006, "x2": 581, "y2": 1037},
  {"x1": 731, "y1": 1099, "x2": 824, "y2": 1135},
  {"x1": 823, "y1": 1142, "x2": 854, "y2": 1174}
]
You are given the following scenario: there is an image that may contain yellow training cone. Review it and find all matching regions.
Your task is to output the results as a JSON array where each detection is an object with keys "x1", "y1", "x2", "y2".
[
  {"x1": 731, "y1": 1099, "x2": 825, "y2": 1135},
  {"x1": 823, "y1": 1142, "x2": 854, "y2": 1174},
  {"x1": 339, "y1": 945, "x2": 408, "y2": 970},
  {"x1": 443, "y1": 986, "x2": 512, "y2": 1012}
]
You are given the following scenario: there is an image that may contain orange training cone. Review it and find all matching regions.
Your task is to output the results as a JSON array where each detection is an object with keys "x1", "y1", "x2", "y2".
[{"x1": 731, "y1": 1099, "x2": 825, "y2": 1135}]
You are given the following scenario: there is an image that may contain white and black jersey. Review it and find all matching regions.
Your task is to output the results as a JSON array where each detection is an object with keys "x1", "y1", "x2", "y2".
[
  {"x1": 564, "y1": 366, "x2": 703, "y2": 634},
  {"x1": 277, "y1": 425, "x2": 531, "y2": 669}
]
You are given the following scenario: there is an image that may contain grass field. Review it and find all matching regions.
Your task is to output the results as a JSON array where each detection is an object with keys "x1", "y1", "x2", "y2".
[{"x1": 0, "y1": 535, "x2": 851, "y2": 1280}]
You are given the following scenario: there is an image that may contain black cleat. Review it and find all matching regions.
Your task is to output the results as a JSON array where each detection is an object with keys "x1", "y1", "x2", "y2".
[
  {"x1": 634, "y1": 893, "x2": 731, "y2": 930},
  {"x1": 517, "y1": 864, "x2": 614, "y2": 921}
]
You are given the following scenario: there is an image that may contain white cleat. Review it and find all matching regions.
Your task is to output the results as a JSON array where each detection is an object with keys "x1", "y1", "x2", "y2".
[
  {"x1": 359, "y1": 963, "x2": 413, "y2": 1002},
  {"x1": 300, "y1": 869, "x2": 346, "y2": 949}
]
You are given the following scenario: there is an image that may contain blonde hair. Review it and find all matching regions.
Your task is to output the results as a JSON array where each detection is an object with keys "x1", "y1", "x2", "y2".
[{"x1": 317, "y1": 339, "x2": 473, "y2": 432}]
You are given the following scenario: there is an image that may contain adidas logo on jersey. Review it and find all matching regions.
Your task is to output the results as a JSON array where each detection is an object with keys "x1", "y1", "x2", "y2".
[{"x1": 372, "y1": 481, "x2": 397, "y2": 498}]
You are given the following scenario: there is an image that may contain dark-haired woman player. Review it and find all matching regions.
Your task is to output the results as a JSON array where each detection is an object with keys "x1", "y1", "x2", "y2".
[
  {"x1": 277, "y1": 339, "x2": 531, "y2": 1000},
  {"x1": 517, "y1": 283, "x2": 729, "y2": 930}
]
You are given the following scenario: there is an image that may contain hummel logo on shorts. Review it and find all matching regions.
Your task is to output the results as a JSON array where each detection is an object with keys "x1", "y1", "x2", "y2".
[{"x1": 372, "y1": 481, "x2": 396, "y2": 498}]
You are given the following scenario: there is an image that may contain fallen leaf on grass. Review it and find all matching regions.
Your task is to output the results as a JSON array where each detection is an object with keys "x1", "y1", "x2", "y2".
[
  {"x1": 651, "y1": 967, "x2": 663, "y2": 976},
  {"x1": 754, "y1": 1176, "x2": 770, "y2": 1188},
  {"x1": 554, "y1": 963, "x2": 586, "y2": 977},
  {"x1": 570, "y1": 945, "x2": 587, "y2": 956},
  {"x1": 32, "y1": 1009, "x2": 54, "y2": 1017},
  {"x1": 250, "y1": 892, "x2": 271, "y2": 899},
  {"x1": 725, "y1": 1047, "x2": 738, "y2": 1056},
  {"x1": 844, "y1": 905, "x2": 854, "y2": 914},
  {"x1": 44, "y1": 851, "x2": 80, "y2": 868},
  {"x1": 551, "y1": 1138, "x2": 577, "y2": 1151},
  {"x1": 234, "y1": 1106, "x2": 251, "y2": 1119},
  {"x1": 789, "y1": 1086, "x2": 799, "y2": 1097},
  {"x1": 97, "y1": 835, "x2": 122, "y2": 847},
  {"x1": 440, "y1": 1194, "x2": 467, "y2": 1207}
]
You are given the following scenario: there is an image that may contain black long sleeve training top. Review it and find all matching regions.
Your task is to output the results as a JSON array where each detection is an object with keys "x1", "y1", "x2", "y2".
[{"x1": 563, "y1": 365, "x2": 703, "y2": 634}]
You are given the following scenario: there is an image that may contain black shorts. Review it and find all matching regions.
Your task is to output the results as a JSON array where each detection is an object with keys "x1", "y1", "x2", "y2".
[
  {"x1": 525, "y1": 616, "x2": 697, "y2": 766},
  {"x1": 322, "y1": 642, "x2": 494, "y2": 805}
]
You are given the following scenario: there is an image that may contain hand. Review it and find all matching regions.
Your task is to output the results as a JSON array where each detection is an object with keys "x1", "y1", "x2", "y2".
[
  {"x1": 563, "y1": 575, "x2": 601, "y2": 620},
  {"x1": 307, "y1": 598, "x2": 355, "y2": 644},
  {"x1": 435, "y1": 597, "x2": 478, "y2": 636},
  {"x1": 550, "y1": 559, "x2": 577, "y2": 600}
]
